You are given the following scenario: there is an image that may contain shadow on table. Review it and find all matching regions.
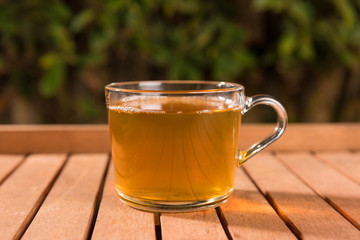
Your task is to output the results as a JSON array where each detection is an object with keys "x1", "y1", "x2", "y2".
[{"x1": 163, "y1": 189, "x2": 360, "y2": 238}]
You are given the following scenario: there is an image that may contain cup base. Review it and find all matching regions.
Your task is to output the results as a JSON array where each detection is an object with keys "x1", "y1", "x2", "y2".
[{"x1": 115, "y1": 189, "x2": 232, "y2": 212}]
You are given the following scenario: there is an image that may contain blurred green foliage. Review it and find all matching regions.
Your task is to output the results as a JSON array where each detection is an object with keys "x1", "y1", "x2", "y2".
[
  {"x1": 0, "y1": 0, "x2": 359, "y2": 123},
  {"x1": 255, "y1": 0, "x2": 360, "y2": 67}
]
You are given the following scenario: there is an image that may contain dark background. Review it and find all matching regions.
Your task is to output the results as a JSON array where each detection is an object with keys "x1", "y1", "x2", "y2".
[{"x1": 1, "y1": 0, "x2": 359, "y2": 124}]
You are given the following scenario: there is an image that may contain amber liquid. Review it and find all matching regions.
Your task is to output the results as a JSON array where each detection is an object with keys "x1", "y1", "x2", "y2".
[{"x1": 108, "y1": 96, "x2": 242, "y2": 203}]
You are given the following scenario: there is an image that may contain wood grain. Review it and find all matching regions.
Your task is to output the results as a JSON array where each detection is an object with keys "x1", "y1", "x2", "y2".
[
  {"x1": 0, "y1": 154, "x2": 67, "y2": 240},
  {"x1": 91, "y1": 163, "x2": 156, "y2": 240},
  {"x1": 161, "y1": 209, "x2": 228, "y2": 240},
  {"x1": 0, "y1": 155, "x2": 24, "y2": 185},
  {"x1": 0, "y1": 124, "x2": 360, "y2": 239},
  {"x1": 316, "y1": 151, "x2": 360, "y2": 185},
  {"x1": 220, "y1": 169, "x2": 296, "y2": 240},
  {"x1": 277, "y1": 151, "x2": 360, "y2": 230},
  {"x1": 0, "y1": 124, "x2": 359, "y2": 153},
  {"x1": 0, "y1": 125, "x2": 110, "y2": 153},
  {"x1": 22, "y1": 154, "x2": 109, "y2": 240},
  {"x1": 243, "y1": 152, "x2": 360, "y2": 240},
  {"x1": 239, "y1": 123, "x2": 360, "y2": 152}
]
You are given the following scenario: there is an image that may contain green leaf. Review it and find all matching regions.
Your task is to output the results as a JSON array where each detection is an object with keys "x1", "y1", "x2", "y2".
[
  {"x1": 184, "y1": 64, "x2": 202, "y2": 80},
  {"x1": 288, "y1": 2, "x2": 312, "y2": 27},
  {"x1": 70, "y1": 10, "x2": 94, "y2": 33},
  {"x1": 163, "y1": 0, "x2": 176, "y2": 17},
  {"x1": 0, "y1": 55, "x2": 4, "y2": 72},
  {"x1": 80, "y1": 53, "x2": 106, "y2": 66},
  {"x1": 278, "y1": 30, "x2": 297, "y2": 57},
  {"x1": 214, "y1": 53, "x2": 240, "y2": 81},
  {"x1": 168, "y1": 60, "x2": 201, "y2": 80},
  {"x1": 253, "y1": 0, "x2": 290, "y2": 12},
  {"x1": 77, "y1": 97, "x2": 99, "y2": 117},
  {"x1": 340, "y1": 50, "x2": 356, "y2": 66},
  {"x1": 48, "y1": 2, "x2": 71, "y2": 23},
  {"x1": 217, "y1": 21, "x2": 244, "y2": 47},
  {"x1": 349, "y1": 22, "x2": 360, "y2": 45},
  {"x1": 193, "y1": 20, "x2": 218, "y2": 49},
  {"x1": 105, "y1": 0, "x2": 131, "y2": 12},
  {"x1": 299, "y1": 34, "x2": 314, "y2": 61},
  {"x1": 0, "y1": 8, "x2": 16, "y2": 35},
  {"x1": 152, "y1": 46, "x2": 171, "y2": 65},
  {"x1": 175, "y1": 1, "x2": 200, "y2": 14},
  {"x1": 334, "y1": 0, "x2": 356, "y2": 29},
  {"x1": 234, "y1": 50, "x2": 256, "y2": 70},
  {"x1": 39, "y1": 53, "x2": 65, "y2": 98},
  {"x1": 51, "y1": 25, "x2": 75, "y2": 55}
]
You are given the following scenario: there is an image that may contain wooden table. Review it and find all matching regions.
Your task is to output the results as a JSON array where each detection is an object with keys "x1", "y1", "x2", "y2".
[{"x1": 0, "y1": 124, "x2": 360, "y2": 239}]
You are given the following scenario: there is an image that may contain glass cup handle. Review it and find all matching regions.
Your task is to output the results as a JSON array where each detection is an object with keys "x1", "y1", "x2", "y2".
[{"x1": 238, "y1": 95, "x2": 288, "y2": 166}]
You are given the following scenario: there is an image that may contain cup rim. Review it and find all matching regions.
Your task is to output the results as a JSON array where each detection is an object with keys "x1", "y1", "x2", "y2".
[{"x1": 105, "y1": 80, "x2": 244, "y2": 94}]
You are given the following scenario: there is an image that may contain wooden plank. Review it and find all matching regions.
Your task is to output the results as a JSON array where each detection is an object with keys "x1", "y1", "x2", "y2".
[
  {"x1": 277, "y1": 151, "x2": 360, "y2": 230},
  {"x1": 0, "y1": 154, "x2": 67, "y2": 240},
  {"x1": 0, "y1": 155, "x2": 24, "y2": 185},
  {"x1": 0, "y1": 125, "x2": 110, "y2": 153},
  {"x1": 91, "y1": 163, "x2": 156, "y2": 240},
  {"x1": 0, "y1": 124, "x2": 360, "y2": 153},
  {"x1": 316, "y1": 151, "x2": 360, "y2": 185},
  {"x1": 243, "y1": 152, "x2": 360, "y2": 240},
  {"x1": 22, "y1": 154, "x2": 109, "y2": 240},
  {"x1": 161, "y1": 209, "x2": 227, "y2": 240},
  {"x1": 220, "y1": 169, "x2": 296, "y2": 240},
  {"x1": 239, "y1": 123, "x2": 360, "y2": 152}
]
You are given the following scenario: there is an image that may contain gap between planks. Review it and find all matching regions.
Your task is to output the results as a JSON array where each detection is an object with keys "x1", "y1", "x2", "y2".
[
  {"x1": 242, "y1": 152, "x2": 360, "y2": 240},
  {"x1": 8, "y1": 150, "x2": 352, "y2": 239},
  {"x1": 219, "y1": 167, "x2": 297, "y2": 240},
  {"x1": 0, "y1": 154, "x2": 68, "y2": 240},
  {"x1": 21, "y1": 153, "x2": 109, "y2": 240},
  {"x1": 315, "y1": 151, "x2": 360, "y2": 187},
  {"x1": 215, "y1": 207, "x2": 234, "y2": 240},
  {"x1": 0, "y1": 154, "x2": 26, "y2": 186},
  {"x1": 86, "y1": 154, "x2": 111, "y2": 240},
  {"x1": 276, "y1": 151, "x2": 360, "y2": 231},
  {"x1": 91, "y1": 163, "x2": 156, "y2": 240},
  {"x1": 92, "y1": 164, "x2": 232, "y2": 240},
  {"x1": 92, "y1": 159, "x2": 298, "y2": 240},
  {"x1": 154, "y1": 213, "x2": 162, "y2": 240},
  {"x1": 241, "y1": 167, "x2": 302, "y2": 239},
  {"x1": 156, "y1": 208, "x2": 233, "y2": 240},
  {"x1": 158, "y1": 167, "x2": 297, "y2": 240}
]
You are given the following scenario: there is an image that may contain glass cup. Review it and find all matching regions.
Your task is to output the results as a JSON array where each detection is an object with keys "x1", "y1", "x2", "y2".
[{"x1": 105, "y1": 81, "x2": 287, "y2": 212}]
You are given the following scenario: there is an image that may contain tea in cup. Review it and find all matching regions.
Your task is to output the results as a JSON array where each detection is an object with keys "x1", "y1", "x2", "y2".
[{"x1": 105, "y1": 81, "x2": 287, "y2": 212}]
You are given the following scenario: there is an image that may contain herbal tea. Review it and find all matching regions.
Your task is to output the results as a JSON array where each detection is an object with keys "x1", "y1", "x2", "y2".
[
  {"x1": 108, "y1": 96, "x2": 242, "y2": 203},
  {"x1": 105, "y1": 81, "x2": 287, "y2": 211}
]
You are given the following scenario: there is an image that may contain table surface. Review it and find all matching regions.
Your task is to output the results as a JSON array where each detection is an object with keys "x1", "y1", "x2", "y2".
[{"x1": 0, "y1": 124, "x2": 360, "y2": 240}]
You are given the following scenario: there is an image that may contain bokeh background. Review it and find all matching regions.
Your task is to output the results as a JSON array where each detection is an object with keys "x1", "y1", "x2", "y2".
[{"x1": 1, "y1": 0, "x2": 359, "y2": 124}]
